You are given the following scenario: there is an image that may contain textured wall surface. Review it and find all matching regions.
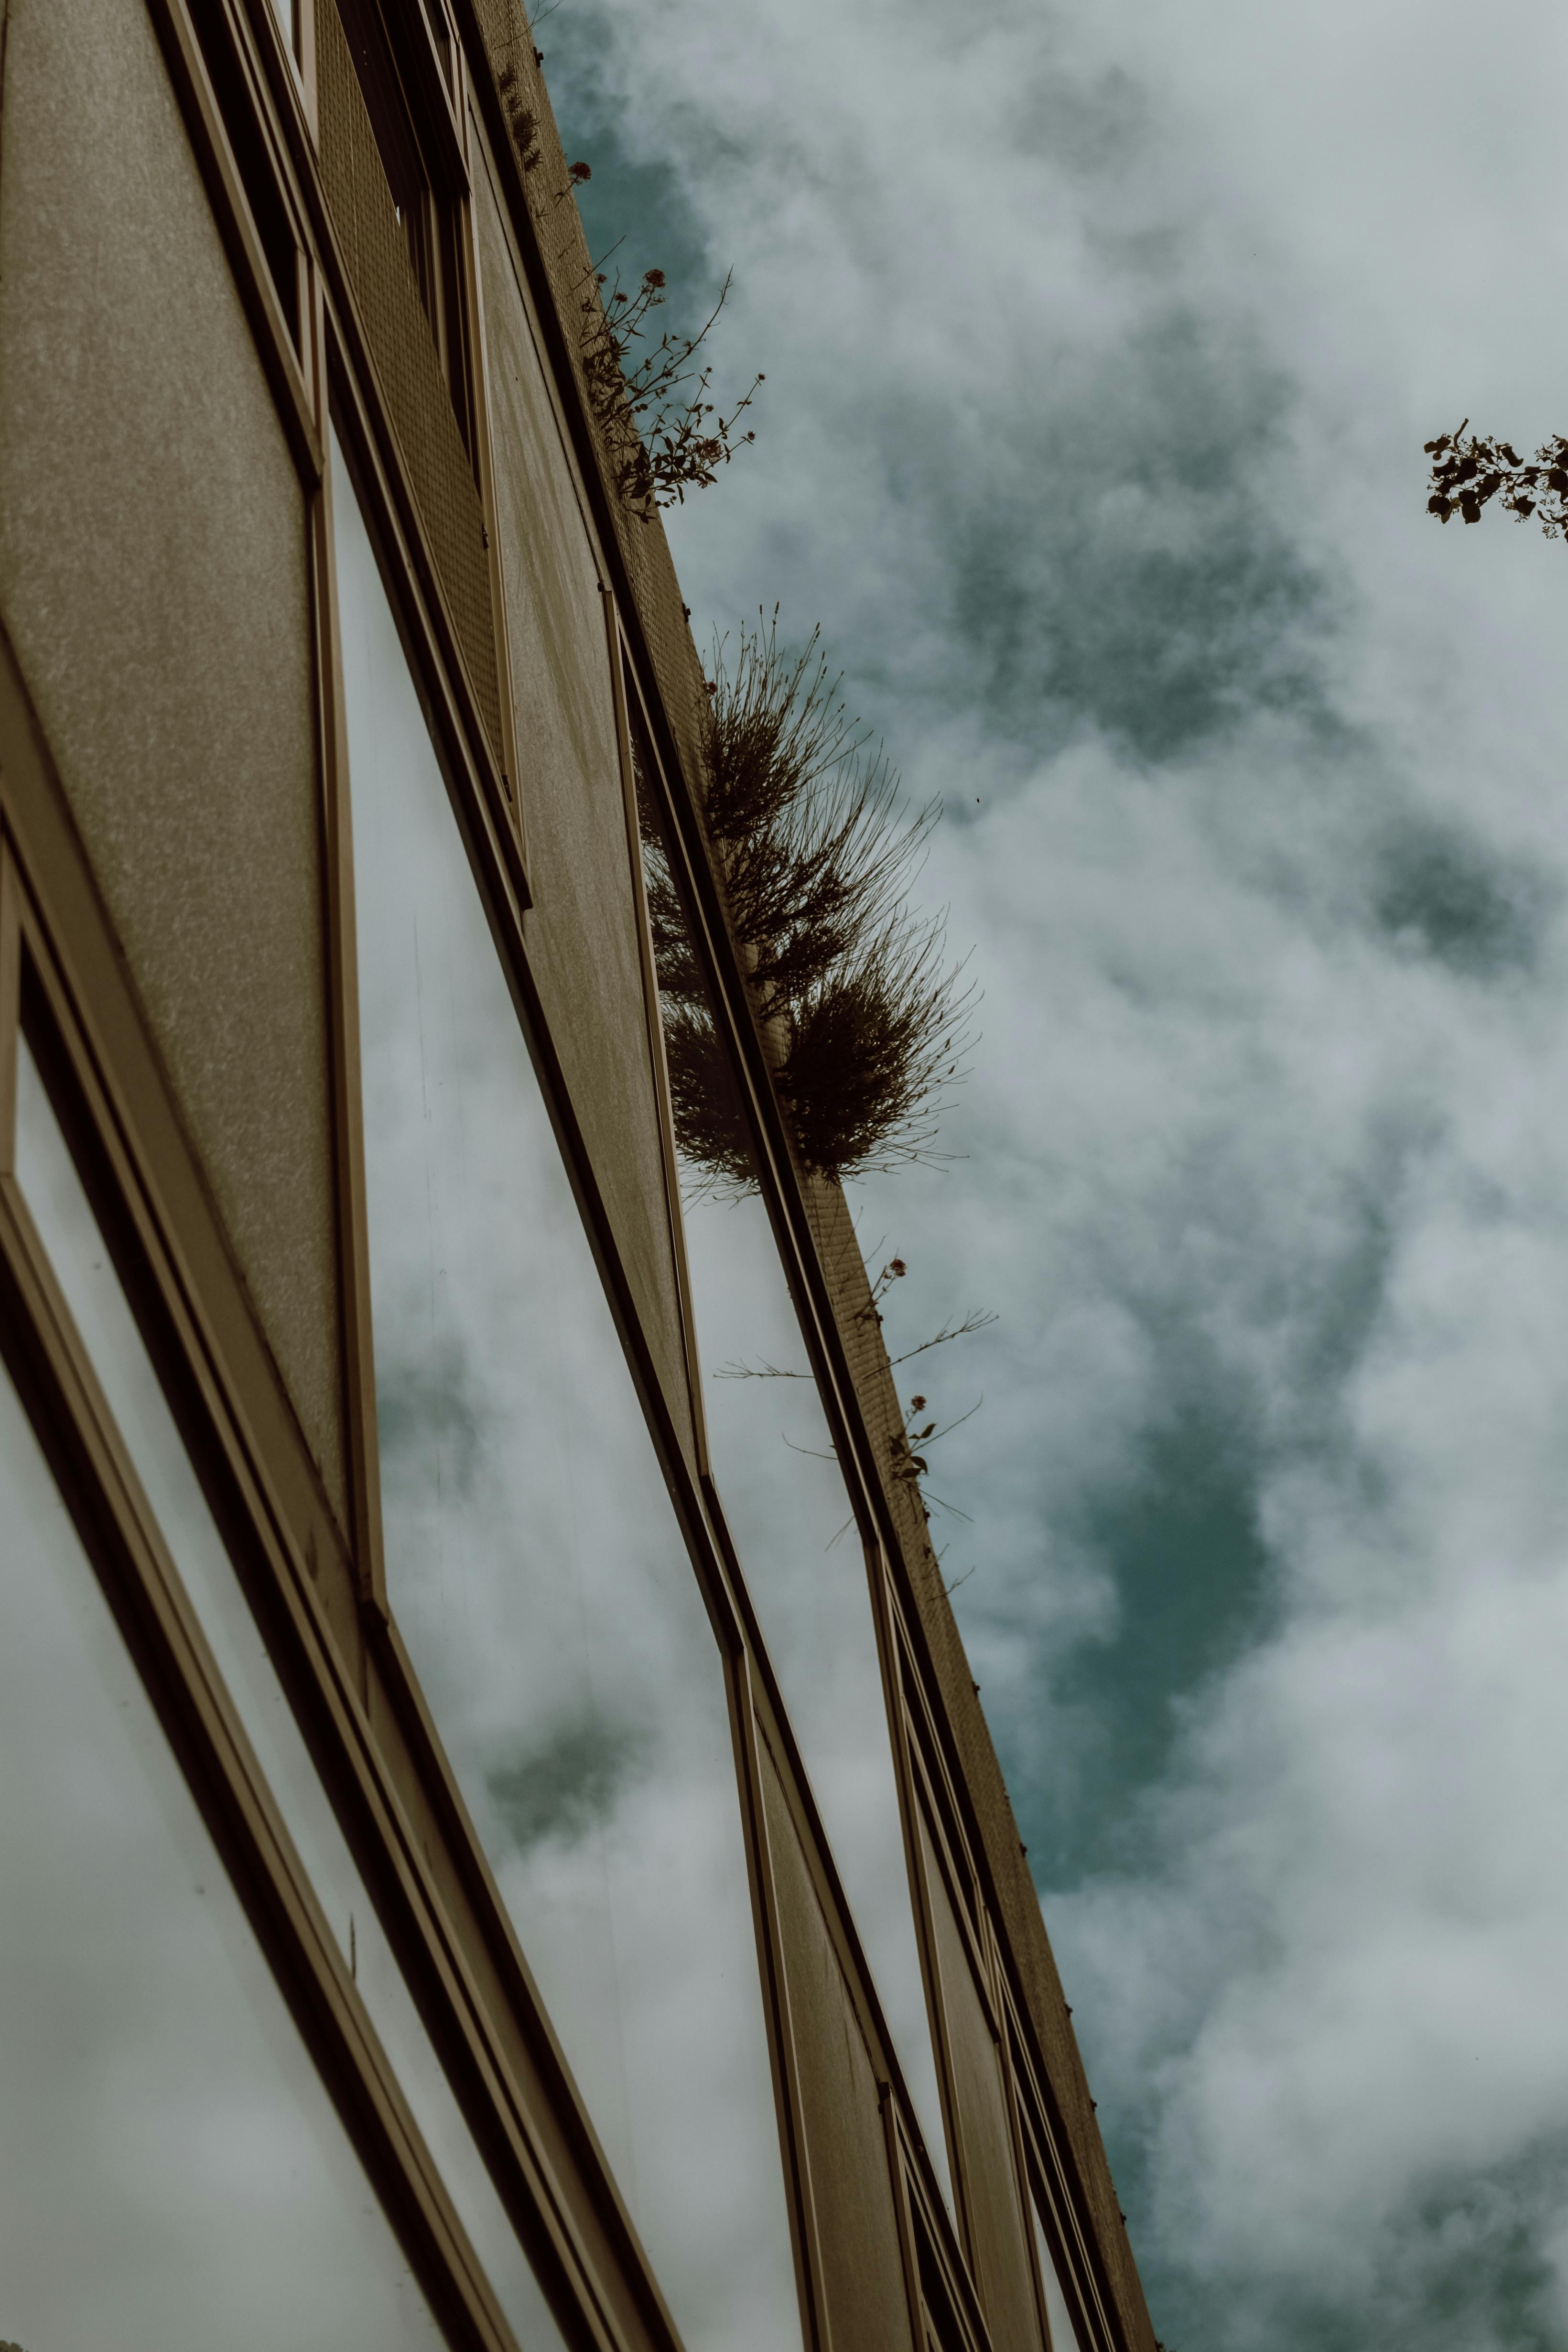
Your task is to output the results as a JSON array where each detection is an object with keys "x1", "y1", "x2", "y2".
[
  {"x1": 920, "y1": 1811, "x2": 1044, "y2": 2350},
  {"x1": 0, "y1": 0, "x2": 346, "y2": 1517},
  {"x1": 473, "y1": 140, "x2": 694, "y2": 1467},
  {"x1": 761, "y1": 1741, "x2": 914, "y2": 2352}
]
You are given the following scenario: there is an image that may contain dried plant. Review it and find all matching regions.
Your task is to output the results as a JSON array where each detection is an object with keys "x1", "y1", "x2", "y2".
[
  {"x1": 1424, "y1": 421, "x2": 1568, "y2": 537},
  {"x1": 716, "y1": 1251, "x2": 991, "y2": 1527},
  {"x1": 578, "y1": 262, "x2": 762, "y2": 520},
  {"x1": 494, "y1": 61, "x2": 541, "y2": 173},
  {"x1": 645, "y1": 614, "x2": 974, "y2": 1190}
]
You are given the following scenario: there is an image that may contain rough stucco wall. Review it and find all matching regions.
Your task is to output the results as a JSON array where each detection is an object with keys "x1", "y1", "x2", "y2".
[
  {"x1": 473, "y1": 138, "x2": 694, "y2": 1469},
  {"x1": 0, "y1": 0, "x2": 346, "y2": 1518}
]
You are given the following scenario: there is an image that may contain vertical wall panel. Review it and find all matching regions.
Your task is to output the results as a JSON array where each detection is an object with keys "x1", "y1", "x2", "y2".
[
  {"x1": 760, "y1": 1740, "x2": 915, "y2": 2352},
  {"x1": 919, "y1": 1812, "x2": 1043, "y2": 2352},
  {"x1": 0, "y1": 0, "x2": 345, "y2": 1516},
  {"x1": 314, "y1": 0, "x2": 505, "y2": 768},
  {"x1": 472, "y1": 140, "x2": 693, "y2": 1463}
]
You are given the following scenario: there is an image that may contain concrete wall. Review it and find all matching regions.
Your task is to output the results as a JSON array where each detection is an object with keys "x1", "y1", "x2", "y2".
[{"x1": 0, "y1": 0, "x2": 345, "y2": 1519}]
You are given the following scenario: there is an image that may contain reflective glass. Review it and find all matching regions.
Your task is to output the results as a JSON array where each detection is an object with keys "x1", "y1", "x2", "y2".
[
  {"x1": 0, "y1": 1350, "x2": 443, "y2": 2352},
  {"x1": 332, "y1": 429, "x2": 800, "y2": 2352},
  {"x1": 631, "y1": 714, "x2": 953, "y2": 2204},
  {"x1": 1032, "y1": 2210, "x2": 1086, "y2": 2352},
  {"x1": 14, "y1": 1040, "x2": 567, "y2": 2352}
]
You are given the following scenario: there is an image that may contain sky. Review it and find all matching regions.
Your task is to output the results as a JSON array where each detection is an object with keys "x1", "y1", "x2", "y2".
[{"x1": 539, "y1": 0, "x2": 1568, "y2": 2346}]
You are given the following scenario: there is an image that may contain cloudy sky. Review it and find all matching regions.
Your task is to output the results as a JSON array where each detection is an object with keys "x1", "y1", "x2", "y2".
[{"x1": 542, "y1": 2, "x2": 1568, "y2": 2346}]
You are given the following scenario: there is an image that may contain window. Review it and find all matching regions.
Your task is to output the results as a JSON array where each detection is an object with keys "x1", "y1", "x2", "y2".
[
  {"x1": 1032, "y1": 2206, "x2": 1088, "y2": 2352},
  {"x1": 0, "y1": 1351, "x2": 445, "y2": 2352},
  {"x1": 624, "y1": 679, "x2": 956, "y2": 2212},
  {"x1": 9, "y1": 1025, "x2": 568, "y2": 2352},
  {"x1": 335, "y1": 0, "x2": 476, "y2": 453},
  {"x1": 185, "y1": 0, "x2": 303, "y2": 350},
  {"x1": 332, "y1": 429, "x2": 801, "y2": 2351}
]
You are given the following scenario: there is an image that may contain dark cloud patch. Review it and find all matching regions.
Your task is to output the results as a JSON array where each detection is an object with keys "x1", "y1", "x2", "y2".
[
  {"x1": 376, "y1": 1337, "x2": 484, "y2": 1499},
  {"x1": 1156, "y1": 2137, "x2": 1568, "y2": 2352},
  {"x1": 538, "y1": 19, "x2": 724, "y2": 343},
  {"x1": 1008, "y1": 60, "x2": 1150, "y2": 180},
  {"x1": 486, "y1": 1715, "x2": 648, "y2": 1854},
  {"x1": 901, "y1": 306, "x2": 1335, "y2": 770},
  {"x1": 1002, "y1": 1171, "x2": 1400, "y2": 1894},
  {"x1": 1372, "y1": 819, "x2": 1554, "y2": 980},
  {"x1": 1037, "y1": 1389, "x2": 1272, "y2": 1884}
]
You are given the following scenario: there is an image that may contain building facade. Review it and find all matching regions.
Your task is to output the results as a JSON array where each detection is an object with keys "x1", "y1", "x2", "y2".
[{"x1": 0, "y1": 0, "x2": 1160, "y2": 2345}]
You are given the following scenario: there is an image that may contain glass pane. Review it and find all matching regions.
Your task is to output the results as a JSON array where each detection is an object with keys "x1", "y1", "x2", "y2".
[
  {"x1": 1032, "y1": 2211, "x2": 1086, "y2": 2352},
  {"x1": 0, "y1": 1350, "x2": 443, "y2": 2352},
  {"x1": 331, "y1": 428, "x2": 800, "y2": 2352},
  {"x1": 14, "y1": 1039, "x2": 567, "y2": 2352},
  {"x1": 631, "y1": 709, "x2": 954, "y2": 2205}
]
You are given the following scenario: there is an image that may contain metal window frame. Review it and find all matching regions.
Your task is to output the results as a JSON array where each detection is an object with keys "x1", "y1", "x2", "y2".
[
  {"x1": 0, "y1": 842, "x2": 519, "y2": 2352},
  {"x1": 0, "y1": 641, "x2": 673, "y2": 2352}
]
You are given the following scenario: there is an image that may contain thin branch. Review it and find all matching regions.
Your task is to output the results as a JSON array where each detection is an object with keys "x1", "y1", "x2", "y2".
[
  {"x1": 889, "y1": 1310, "x2": 998, "y2": 1368},
  {"x1": 781, "y1": 1434, "x2": 838, "y2": 1463},
  {"x1": 921, "y1": 1396, "x2": 984, "y2": 1448}
]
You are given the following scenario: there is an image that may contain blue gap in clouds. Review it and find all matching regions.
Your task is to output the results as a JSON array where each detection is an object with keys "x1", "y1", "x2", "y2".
[
  {"x1": 535, "y1": 11, "x2": 727, "y2": 348},
  {"x1": 1036, "y1": 1392, "x2": 1271, "y2": 1887}
]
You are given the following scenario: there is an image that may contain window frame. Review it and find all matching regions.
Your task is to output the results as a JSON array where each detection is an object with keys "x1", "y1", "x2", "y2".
[{"x1": 0, "y1": 843, "x2": 521, "y2": 2352}]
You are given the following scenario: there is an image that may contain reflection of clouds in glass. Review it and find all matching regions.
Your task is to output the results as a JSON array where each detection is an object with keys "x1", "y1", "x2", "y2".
[
  {"x1": 333, "y1": 430, "x2": 799, "y2": 2352},
  {"x1": 681, "y1": 1187, "x2": 955, "y2": 2211},
  {"x1": 0, "y1": 1360, "x2": 443, "y2": 2352},
  {"x1": 487, "y1": 1715, "x2": 649, "y2": 1855},
  {"x1": 378, "y1": 1333, "x2": 487, "y2": 1501},
  {"x1": 627, "y1": 696, "x2": 952, "y2": 2201},
  {"x1": 13, "y1": 1041, "x2": 568, "y2": 2352},
  {"x1": 1033, "y1": 2212, "x2": 1086, "y2": 2352}
]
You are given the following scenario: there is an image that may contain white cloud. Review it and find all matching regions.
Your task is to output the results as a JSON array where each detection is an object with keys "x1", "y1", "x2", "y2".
[{"x1": 547, "y1": 0, "x2": 1568, "y2": 2338}]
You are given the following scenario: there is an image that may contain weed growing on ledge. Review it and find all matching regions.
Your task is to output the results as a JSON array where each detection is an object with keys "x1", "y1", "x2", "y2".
[
  {"x1": 494, "y1": 62, "x2": 541, "y2": 173},
  {"x1": 717, "y1": 1252, "x2": 993, "y2": 1528},
  {"x1": 578, "y1": 261, "x2": 762, "y2": 520},
  {"x1": 647, "y1": 614, "x2": 974, "y2": 1189}
]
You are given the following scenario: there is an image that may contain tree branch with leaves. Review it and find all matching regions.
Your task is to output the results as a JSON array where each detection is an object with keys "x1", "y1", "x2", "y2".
[{"x1": 1424, "y1": 421, "x2": 1568, "y2": 536}]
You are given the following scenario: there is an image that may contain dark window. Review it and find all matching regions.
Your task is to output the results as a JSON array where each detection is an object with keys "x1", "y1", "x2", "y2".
[
  {"x1": 188, "y1": 0, "x2": 300, "y2": 345},
  {"x1": 335, "y1": 0, "x2": 475, "y2": 451}
]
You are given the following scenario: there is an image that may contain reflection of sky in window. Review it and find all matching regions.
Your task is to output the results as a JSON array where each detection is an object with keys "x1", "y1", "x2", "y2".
[
  {"x1": 0, "y1": 1360, "x2": 442, "y2": 2352},
  {"x1": 14, "y1": 1040, "x2": 566, "y2": 2352},
  {"x1": 625, "y1": 735, "x2": 953, "y2": 2210},
  {"x1": 679, "y1": 1188, "x2": 954, "y2": 2212},
  {"x1": 1033, "y1": 2210, "x2": 1086, "y2": 2352},
  {"x1": 332, "y1": 429, "x2": 800, "y2": 2352}
]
